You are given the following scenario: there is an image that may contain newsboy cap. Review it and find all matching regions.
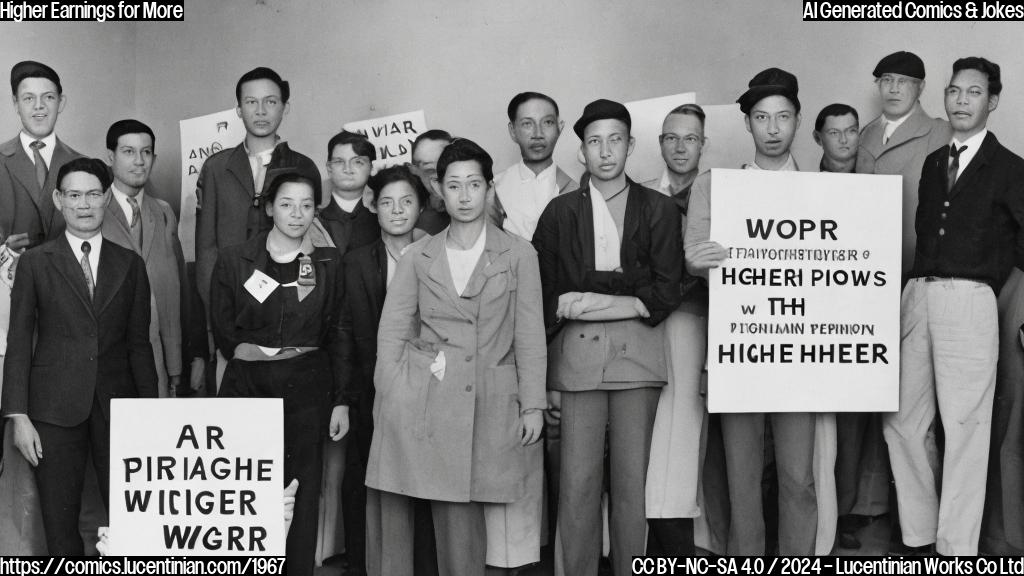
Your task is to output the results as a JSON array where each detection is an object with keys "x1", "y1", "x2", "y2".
[
  {"x1": 573, "y1": 99, "x2": 631, "y2": 139},
  {"x1": 872, "y1": 51, "x2": 926, "y2": 80},
  {"x1": 10, "y1": 60, "x2": 61, "y2": 95},
  {"x1": 737, "y1": 67, "x2": 800, "y2": 115}
]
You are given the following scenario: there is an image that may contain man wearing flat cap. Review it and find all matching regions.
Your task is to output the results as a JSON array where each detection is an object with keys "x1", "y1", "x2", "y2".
[
  {"x1": 0, "y1": 61, "x2": 82, "y2": 252},
  {"x1": 856, "y1": 51, "x2": 950, "y2": 281},
  {"x1": 533, "y1": 98, "x2": 682, "y2": 575},
  {"x1": 685, "y1": 68, "x2": 821, "y2": 555}
]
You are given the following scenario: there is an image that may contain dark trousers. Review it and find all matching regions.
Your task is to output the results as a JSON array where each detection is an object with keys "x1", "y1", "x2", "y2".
[
  {"x1": 33, "y1": 396, "x2": 109, "y2": 556},
  {"x1": 221, "y1": 354, "x2": 330, "y2": 576},
  {"x1": 342, "y1": 400, "x2": 374, "y2": 571}
]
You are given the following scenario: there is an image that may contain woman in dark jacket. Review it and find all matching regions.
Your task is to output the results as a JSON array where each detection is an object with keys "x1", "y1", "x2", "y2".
[{"x1": 211, "y1": 172, "x2": 344, "y2": 576}]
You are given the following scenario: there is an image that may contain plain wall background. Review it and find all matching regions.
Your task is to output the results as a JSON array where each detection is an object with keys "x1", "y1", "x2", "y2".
[{"x1": 2, "y1": 2, "x2": 1023, "y2": 224}]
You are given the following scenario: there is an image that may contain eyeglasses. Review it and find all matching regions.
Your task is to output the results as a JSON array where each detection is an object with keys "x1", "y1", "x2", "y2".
[
  {"x1": 327, "y1": 157, "x2": 371, "y2": 170},
  {"x1": 659, "y1": 133, "x2": 702, "y2": 147},
  {"x1": 876, "y1": 75, "x2": 918, "y2": 89},
  {"x1": 61, "y1": 190, "x2": 106, "y2": 206}
]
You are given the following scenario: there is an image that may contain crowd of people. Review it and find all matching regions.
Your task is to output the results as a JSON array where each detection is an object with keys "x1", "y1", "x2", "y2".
[{"x1": 0, "y1": 48, "x2": 1022, "y2": 576}]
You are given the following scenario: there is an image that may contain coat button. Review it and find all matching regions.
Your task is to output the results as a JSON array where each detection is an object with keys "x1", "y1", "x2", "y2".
[
  {"x1": 939, "y1": 228, "x2": 946, "y2": 236},
  {"x1": 465, "y1": 355, "x2": 473, "y2": 362},
  {"x1": 944, "y1": 201, "x2": 950, "y2": 207},
  {"x1": 465, "y1": 385, "x2": 473, "y2": 392},
  {"x1": 941, "y1": 213, "x2": 946, "y2": 219}
]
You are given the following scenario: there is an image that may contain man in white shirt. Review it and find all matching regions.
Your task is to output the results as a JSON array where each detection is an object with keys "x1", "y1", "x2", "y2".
[{"x1": 494, "y1": 92, "x2": 576, "y2": 242}]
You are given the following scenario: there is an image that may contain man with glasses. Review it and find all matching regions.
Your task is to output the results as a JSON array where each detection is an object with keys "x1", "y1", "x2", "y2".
[
  {"x1": 320, "y1": 130, "x2": 380, "y2": 255},
  {"x1": 813, "y1": 104, "x2": 859, "y2": 174},
  {"x1": 643, "y1": 103, "x2": 705, "y2": 198},
  {"x1": 2, "y1": 158, "x2": 157, "y2": 555},
  {"x1": 857, "y1": 52, "x2": 950, "y2": 281}
]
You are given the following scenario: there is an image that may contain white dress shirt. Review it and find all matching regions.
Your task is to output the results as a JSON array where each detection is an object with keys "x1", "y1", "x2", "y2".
[
  {"x1": 19, "y1": 131, "x2": 56, "y2": 167},
  {"x1": 110, "y1": 182, "x2": 144, "y2": 226},
  {"x1": 494, "y1": 161, "x2": 559, "y2": 241},
  {"x1": 66, "y1": 229, "x2": 102, "y2": 281},
  {"x1": 950, "y1": 128, "x2": 988, "y2": 180},
  {"x1": 881, "y1": 110, "x2": 913, "y2": 145},
  {"x1": 446, "y1": 226, "x2": 487, "y2": 296}
]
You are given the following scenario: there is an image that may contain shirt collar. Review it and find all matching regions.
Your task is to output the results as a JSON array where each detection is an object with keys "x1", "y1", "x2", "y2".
[
  {"x1": 244, "y1": 138, "x2": 283, "y2": 164},
  {"x1": 952, "y1": 128, "x2": 988, "y2": 151},
  {"x1": 515, "y1": 160, "x2": 557, "y2": 182},
  {"x1": 20, "y1": 131, "x2": 56, "y2": 160},
  {"x1": 883, "y1": 107, "x2": 915, "y2": 131},
  {"x1": 65, "y1": 229, "x2": 102, "y2": 253},
  {"x1": 110, "y1": 182, "x2": 144, "y2": 223},
  {"x1": 745, "y1": 154, "x2": 798, "y2": 172}
]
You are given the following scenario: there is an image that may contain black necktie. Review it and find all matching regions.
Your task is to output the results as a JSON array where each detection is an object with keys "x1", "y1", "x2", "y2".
[
  {"x1": 80, "y1": 240, "x2": 95, "y2": 300},
  {"x1": 948, "y1": 144, "x2": 967, "y2": 193}
]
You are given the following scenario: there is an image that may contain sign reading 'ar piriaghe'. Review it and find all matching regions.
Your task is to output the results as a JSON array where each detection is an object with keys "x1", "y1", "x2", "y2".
[
  {"x1": 707, "y1": 169, "x2": 901, "y2": 413},
  {"x1": 108, "y1": 398, "x2": 285, "y2": 555}
]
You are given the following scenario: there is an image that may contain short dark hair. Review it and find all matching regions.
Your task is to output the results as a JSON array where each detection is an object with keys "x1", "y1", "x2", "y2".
[
  {"x1": 262, "y1": 172, "x2": 319, "y2": 207},
  {"x1": 507, "y1": 92, "x2": 560, "y2": 122},
  {"x1": 412, "y1": 129, "x2": 453, "y2": 158},
  {"x1": 666, "y1": 103, "x2": 706, "y2": 129},
  {"x1": 437, "y1": 138, "x2": 493, "y2": 183},
  {"x1": 952, "y1": 57, "x2": 1002, "y2": 96},
  {"x1": 235, "y1": 67, "x2": 290, "y2": 105},
  {"x1": 57, "y1": 157, "x2": 111, "y2": 192},
  {"x1": 327, "y1": 130, "x2": 377, "y2": 161},
  {"x1": 106, "y1": 119, "x2": 156, "y2": 152},
  {"x1": 368, "y1": 165, "x2": 429, "y2": 208},
  {"x1": 814, "y1": 103, "x2": 860, "y2": 132}
]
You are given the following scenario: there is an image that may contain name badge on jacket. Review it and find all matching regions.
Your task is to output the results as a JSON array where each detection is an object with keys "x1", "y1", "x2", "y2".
[{"x1": 244, "y1": 269, "x2": 279, "y2": 303}]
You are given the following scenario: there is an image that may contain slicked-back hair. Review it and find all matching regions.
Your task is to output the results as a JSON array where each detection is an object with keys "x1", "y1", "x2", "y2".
[
  {"x1": 507, "y1": 92, "x2": 560, "y2": 122},
  {"x1": 412, "y1": 129, "x2": 453, "y2": 158},
  {"x1": 953, "y1": 56, "x2": 1002, "y2": 96},
  {"x1": 666, "y1": 103, "x2": 706, "y2": 129},
  {"x1": 814, "y1": 103, "x2": 859, "y2": 132},
  {"x1": 368, "y1": 164, "x2": 429, "y2": 208},
  {"x1": 436, "y1": 138, "x2": 493, "y2": 183},
  {"x1": 327, "y1": 130, "x2": 377, "y2": 161},
  {"x1": 262, "y1": 172, "x2": 319, "y2": 208},
  {"x1": 106, "y1": 119, "x2": 155, "y2": 152},
  {"x1": 235, "y1": 67, "x2": 290, "y2": 104},
  {"x1": 57, "y1": 157, "x2": 112, "y2": 192}
]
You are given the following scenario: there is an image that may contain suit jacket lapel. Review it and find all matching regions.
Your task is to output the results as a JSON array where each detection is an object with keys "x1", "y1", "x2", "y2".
[
  {"x1": 48, "y1": 237, "x2": 95, "y2": 317},
  {"x1": 104, "y1": 190, "x2": 138, "y2": 252},
  {"x1": 225, "y1": 144, "x2": 257, "y2": 203},
  {"x1": 460, "y1": 223, "x2": 510, "y2": 300},
  {"x1": 621, "y1": 180, "x2": 642, "y2": 249},
  {"x1": 577, "y1": 187, "x2": 596, "y2": 272},
  {"x1": 371, "y1": 240, "x2": 386, "y2": 309},
  {"x1": 94, "y1": 238, "x2": 129, "y2": 317},
  {"x1": 882, "y1": 104, "x2": 933, "y2": 151},
  {"x1": 422, "y1": 232, "x2": 472, "y2": 320},
  {"x1": 5, "y1": 142, "x2": 43, "y2": 207},
  {"x1": 141, "y1": 196, "x2": 157, "y2": 260},
  {"x1": 949, "y1": 133, "x2": 996, "y2": 199}
]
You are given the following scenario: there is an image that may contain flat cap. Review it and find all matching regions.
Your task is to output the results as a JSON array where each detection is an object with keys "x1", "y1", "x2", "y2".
[
  {"x1": 737, "y1": 67, "x2": 800, "y2": 115},
  {"x1": 872, "y1": 51, "x2": 925, "y2": 80},
  {"x1": 11, "y1": 60, "x2": 61, "y2": 95},
  {"x1": 573, "y1": 99, "x2": 631, "y2": 139}
]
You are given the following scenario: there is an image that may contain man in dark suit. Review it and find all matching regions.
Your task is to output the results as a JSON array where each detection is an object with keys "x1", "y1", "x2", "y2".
[
  {"x1": 329, "y1": 165, "x2": 436, "y2": 576},
  {"x1": 101, "y1": 119, "x2": 206, "y2": 397},
  {"x1": 319, "y1": 130, "x2": 380, "y2": 256},
  {"x1": 0, "y1": 61, "x2": 82, "y2": 251},
  {"x1": 1, "y1": 158, "x2": 158, "y2": 555},
  {"x1": 884, "y1": 57, "x2": 1024, "y2": 556},
  {"x1": 195, "y1": 67, "x2": 321, "y2": 309}
]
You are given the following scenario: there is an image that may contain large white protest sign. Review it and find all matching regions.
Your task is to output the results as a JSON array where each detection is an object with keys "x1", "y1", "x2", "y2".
[
  {"x1": 179, "y1": 109, "x2": 247, "y2": 261},
  {"x1": 108, "y1": 398, "x2": 285, "y2": 556},
  {"x1": 343, "y1": 110, "x2": 427, "y2": 169},
  {"x1": 707, "y1": 169, "x2": 902, "y2": 413}
]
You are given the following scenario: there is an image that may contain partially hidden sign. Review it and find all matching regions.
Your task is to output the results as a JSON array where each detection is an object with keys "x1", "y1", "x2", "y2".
[
  {"x1": 707, "y1": 169, "x2": 901, "y2": 413},
  {"x1": 108, "y1": 398, "x2": 285, "y2": 555},
  {"x1": 343, "y1": 109, "x2": 427, "y2": 169}
]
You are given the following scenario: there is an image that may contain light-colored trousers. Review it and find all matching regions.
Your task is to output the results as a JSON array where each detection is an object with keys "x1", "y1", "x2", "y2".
[{"x1": 884, "y1": 278, "x2": 998, "y2": 555}]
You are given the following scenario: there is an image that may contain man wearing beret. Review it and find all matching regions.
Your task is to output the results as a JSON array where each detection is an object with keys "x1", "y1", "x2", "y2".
[
  {"x1": 856, "y1": 51, "x2": 951, "y2": 282},
  {"x1": 533, "y1": 99, "x2": 682, "y2": 575},
  {"x1": 685, "y1": 68, "x2": 820, "y2": 555},
  {"x1": 0, "y1": 61, "x2": 82, "y2": 252},
  {"x1": 886, "y1": 57, "x2": 1024, "y2": 556}
]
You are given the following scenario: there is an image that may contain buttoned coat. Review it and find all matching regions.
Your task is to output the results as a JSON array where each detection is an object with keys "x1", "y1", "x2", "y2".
[
  {"x1": 857, "y1": 102, "x2": 951, "y2": 278},
  {"x1": 366, "y1": 223, "x2": 547, "y2": 503},
  {"x1": 194, "y1": 142, "x2": 321, "y2": 307},
  {"x1": 1, "y1": 236, "x2": 158, "y2": 425},
  {"x1": 102, "y1": 191, "x2": 189, "y2": 387},
  {"x1": 0, "y1": 136, "x2": 82, "y2": 247}
]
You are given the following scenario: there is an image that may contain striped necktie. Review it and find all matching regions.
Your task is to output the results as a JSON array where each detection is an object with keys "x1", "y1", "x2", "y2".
[
  {"x1": 127, "y1": 195, "x2": 142, "y2": 248},
  {"x1": 29, "y1": 140, "x2": 47, "y2": 190},
  {"x1": 80, "y1": 240, "x2": 95, "y2": 300}
]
